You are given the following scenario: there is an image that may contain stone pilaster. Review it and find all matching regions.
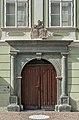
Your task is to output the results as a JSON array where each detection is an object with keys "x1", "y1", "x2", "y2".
[
  {"x1": 56, "y1": 76, "x2": 62, "y2": 104},
  {"x1": 7, "y1": 51, "x2": 20, "y2": 112},
  {"x1": 34, "y1": 0, "x2": 43, "y2": 24},
  {"x1": 55, "y1": 53, "x2": 71, "y2": 112},
  {"x1": 10, "y1": 51, "x2": 17, "y2": 95},
  {"x1": 55, "y1": 76, "x2": 62, "y2": 112},
  {"x1": 16, "y1": 76, "x2": 23, "y2": 111},
  {"x1": 61, "y1": 53, "x2": 68, "y2": 96}
]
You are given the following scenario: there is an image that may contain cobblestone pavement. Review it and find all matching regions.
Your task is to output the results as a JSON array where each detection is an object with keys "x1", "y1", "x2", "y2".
[{"x1": 0, "y1": 111, "x2": 79, "y2": 120}]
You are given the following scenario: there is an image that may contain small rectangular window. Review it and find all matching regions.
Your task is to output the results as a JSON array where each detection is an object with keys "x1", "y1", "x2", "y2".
[
  {"x1": 6, "y1": 1, "x2": 15, "y2": 26},
  {"x1": 51, "y1": 2, "x2": 60, "y2": 26},
  {"x1": 62, "y1": 2, "x2": 71, "y2": 26},
  {"x1": 17, "y1": 2, "x2": 28, "y2": 26}
]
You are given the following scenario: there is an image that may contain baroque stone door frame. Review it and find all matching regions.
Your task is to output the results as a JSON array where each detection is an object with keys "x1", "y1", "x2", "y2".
[
  {"x1": 16, "y1": 53, "x2": 68, "y2": 109},
  {"x1": 7, "y1": 39, "x2": 72, "y2": 111}
]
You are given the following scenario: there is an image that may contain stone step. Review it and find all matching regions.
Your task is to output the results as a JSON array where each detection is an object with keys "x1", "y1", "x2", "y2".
[{"x1": 0, "y1": 111, "x2": 79, "y2": 120}]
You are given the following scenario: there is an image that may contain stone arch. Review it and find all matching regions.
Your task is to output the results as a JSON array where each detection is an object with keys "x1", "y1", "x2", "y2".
[
  {"x1": 20, "y1": 58, "x2": 61, "y2": 77},
  {"x1": 19, "y1": 58, "x2": 35, "y2": 76},
  {"x1": 43, "y1": 58, "x2": 61, "y2": 76}
]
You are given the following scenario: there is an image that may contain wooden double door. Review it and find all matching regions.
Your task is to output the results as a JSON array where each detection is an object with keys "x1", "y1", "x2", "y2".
[{"x1": 21, "y1": 63, "x2": 57, "y2": 110}]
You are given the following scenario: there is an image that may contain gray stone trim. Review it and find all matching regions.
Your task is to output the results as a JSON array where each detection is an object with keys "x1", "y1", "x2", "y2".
[
  {"x1": 61, "y1": 53, "x2": 68, "y2": 96},
  {"x1": 10, "y1": 51, "x2": 17, "y2": 95},
  {"x1": 6, "y1": 39, "x2": 72, "y2": 111},
  {"x1": 7, "y1": 104, "x2": 20, "y2": 112},
  {"x1": 16, "y1": 76, "x2": 22, "y2": 107},
  {"x1": 36, "y1": 52, "x2": 42, "y2": 60},
  {"x1": 56, "y1": 76, "x2": 62, "y2": 104}
]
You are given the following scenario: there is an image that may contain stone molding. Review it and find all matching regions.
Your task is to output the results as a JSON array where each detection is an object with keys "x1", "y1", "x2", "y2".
[
  {"x1": 10, "y1": 51, "x2": 18, "y2": 56},
  {"x1": 36, "y1": 52, "x2": 42, "y2": 60},
  {"x1": 56, "y1": 76, "x2": 62, "y2": 80}
]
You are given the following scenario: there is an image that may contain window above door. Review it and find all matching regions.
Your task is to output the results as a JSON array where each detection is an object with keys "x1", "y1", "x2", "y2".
[
  {"x1": 3, "y1": 0, "x2": 31, "y2": 28},
  {"x1": 49, "y1": 0, "x2": 76, "y2": 27}
]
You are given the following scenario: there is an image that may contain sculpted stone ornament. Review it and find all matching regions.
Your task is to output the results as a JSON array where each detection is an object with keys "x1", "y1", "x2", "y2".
[{"x1": 31, "y1": 20, "x2": 47, "y2": 39}]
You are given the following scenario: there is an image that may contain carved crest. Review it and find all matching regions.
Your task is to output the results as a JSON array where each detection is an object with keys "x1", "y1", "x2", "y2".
[{"x1": 31, "y1": 20, "x2": 47, "y2": 39}]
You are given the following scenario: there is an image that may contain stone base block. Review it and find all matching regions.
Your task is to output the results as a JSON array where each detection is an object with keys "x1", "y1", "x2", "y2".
[
  {"x1": 9, "y1": 96, "x2": 18, "y2": 104},
  {"x1": 55, "y1": 105, "x2": 59, "y2": 111},
  {"x1": 60, "y1": 96, "x2": 69, "y2": 104},
  {"x1": 20, "y1": 105, "x2": 23, "y2": 111},
  {"x1": 7, "y1": 104, "x2": 20, "y2": 112},
  {"x1": 57, "y1": 104, "x2": 71, "y2": 112}
]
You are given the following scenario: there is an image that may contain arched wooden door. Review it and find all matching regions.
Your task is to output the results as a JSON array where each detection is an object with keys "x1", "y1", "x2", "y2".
[{"x1": 21, "y1": 60, "x2": 57, "y2": 110}]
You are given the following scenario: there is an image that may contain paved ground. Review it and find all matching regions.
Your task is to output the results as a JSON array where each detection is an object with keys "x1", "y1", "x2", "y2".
[{"x1": 0, "y1": 111, "x2": 79, "y2": 120}]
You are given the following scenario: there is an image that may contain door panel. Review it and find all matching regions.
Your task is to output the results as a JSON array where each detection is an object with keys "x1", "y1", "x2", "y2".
[
  {"x1": 41, "y1": 65, "x2": 57, "y2": 110},
  {"x1": 21, "y1": 64, "x2": 57, "y2": 110},
  {"x1": 22, "y1": 65, "x2": 40, "y2": 109}
]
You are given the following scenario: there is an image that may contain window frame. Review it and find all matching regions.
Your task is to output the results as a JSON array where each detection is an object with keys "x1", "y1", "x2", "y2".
[
  {"x1": 4, "y1": 0, "x2": 31, "y2": 28},
  {"x1": 49, "y1": 0, "x2": 76, "y2": 28}
]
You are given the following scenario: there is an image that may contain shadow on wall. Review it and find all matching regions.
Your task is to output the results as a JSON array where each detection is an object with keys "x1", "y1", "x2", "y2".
[
  {"x1": 0, "y1": 77, "x2": 11, "y2": 93},
  {"x1": 0, "y1": 77, "x2": 13, "y2": 107},
  {"x1": 0, "y1": 29, "x2": 2, "y2": 39},
  {"x1": 68, "y1": 62, "x2": 78, "y2": 112},
  {"x1": 68, "y1": 62, "x2": 72, "y2": 97},
  {"x1": 70, "y1": 97, "x2": 79, "y2": 112},
  {"x1": 68, "y1": 48, "x2": 79, "y2": 111}
]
